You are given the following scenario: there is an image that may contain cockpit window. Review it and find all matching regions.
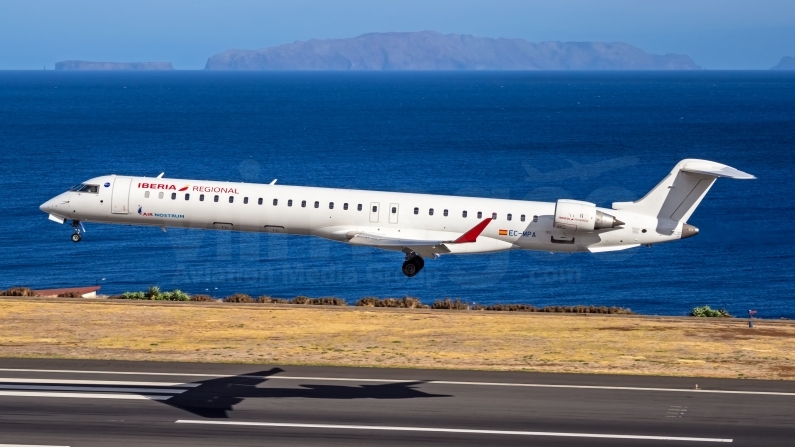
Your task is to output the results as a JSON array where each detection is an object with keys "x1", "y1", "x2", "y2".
[{"x1": 70, "y1": 184, "x2": 99, "y2": 194}]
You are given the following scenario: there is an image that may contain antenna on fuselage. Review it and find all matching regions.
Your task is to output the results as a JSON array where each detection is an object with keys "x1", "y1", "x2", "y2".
[
  {"x1": 156, "y1": 172, "x2": 164, "y2": 178},
  {"x1": 270, "y1": 179, "x2": 277, "y2": 185}
]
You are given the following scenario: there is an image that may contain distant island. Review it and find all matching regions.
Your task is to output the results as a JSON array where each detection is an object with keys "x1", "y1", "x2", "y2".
[
  {"x1": 55, "y1": 61, "x2": 173, "y2": 71},
  {"x1": 771, "y1": 56, "x2": 795, "y2": 70},
  {"x1": 205, "y1": 31, "x2": 700, "y2": 71}
]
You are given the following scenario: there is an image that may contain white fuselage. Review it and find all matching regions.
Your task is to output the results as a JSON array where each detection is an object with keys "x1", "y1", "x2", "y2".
[{"x1": 40, "y1": 175, "x2": 684, "y2": 255}]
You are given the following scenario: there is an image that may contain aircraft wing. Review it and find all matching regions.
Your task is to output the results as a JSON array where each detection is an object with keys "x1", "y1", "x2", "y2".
[{"x1": 347, "y1": 218, "x2": 493, "y2": 257}]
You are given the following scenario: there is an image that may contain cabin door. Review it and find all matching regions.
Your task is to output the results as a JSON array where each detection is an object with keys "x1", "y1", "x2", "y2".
[
  {"x1": 369, "y1": 202, "x2": 380, "y2": 223},
  {"x1": 111, "y1": 177, "x2": 132, "y2": 214}
]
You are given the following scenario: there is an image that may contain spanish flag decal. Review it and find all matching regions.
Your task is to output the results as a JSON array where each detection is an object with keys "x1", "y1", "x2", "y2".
[{"x1": 499, "y1": 229, "x2": 508, "y2": 236}]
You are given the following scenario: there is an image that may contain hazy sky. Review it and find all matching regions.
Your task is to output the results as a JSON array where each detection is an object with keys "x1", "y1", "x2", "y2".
[{"x1": 1, "y1": 0, "x2": 793, "y2": 70}]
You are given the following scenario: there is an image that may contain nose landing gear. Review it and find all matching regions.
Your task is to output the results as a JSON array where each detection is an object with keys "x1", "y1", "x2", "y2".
[
  {"x1": 70, "y1": 220, "x2": 83, "y2": 243},
  {"x1": 401, "y1": 252, "x2": 425, "y2": 277}
]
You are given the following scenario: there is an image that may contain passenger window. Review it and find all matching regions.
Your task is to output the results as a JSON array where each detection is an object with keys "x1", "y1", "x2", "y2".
[
  {"x1": 329, "y1": 202, "x2": 334, "y2": 209},
  {"x1": 158, "y1": 192, "x2": 164, "y2": 199},
  {"x1": 214, "y1": 195, "x2": 219, "y2": 202},
  {"x1": 301, "y1": 200, "x2": 307, "y2": 208},
  {"x1": 477, "y1": 211, "x2": 482, "y2": 219},
  {"x1": 414, "y1": 207, "x2": 419, "y2": 215},
  {"x1": 520, "y1": 214, "x2": 525, "y2": 222},
  {"x1": 429, "y1": 208, "x2": 434, "y2": 216},
  {"x1": 171, "y1": 193, "x2": 176, "y2": 200},
  {"x1": 144, "y1": 191, "x2": 150, "y2": 198},
  {"x1": 244, "y1": 197, "x2": 248, "y2": 204},
  {"x1": 533, "y1": 215, "x2": 538, "y2": 223},
  {"x1": 391, "y1": 206, "x2": 396, "y2": 214},
  {"x1": 288, "y1": 199, "x2": 293, "y2": 207},
  {"x1": 229, "y1": 196, "x2": 234, "y2": 203},
  {"x1": 507, "y1": 213, "x2": 512, "y2": 221},
  {"x1": 185, "y1": 193, "x2": 190, "y2": 201},
  {"x1": 372, "y1": 205, "x2": 377, "y2": 212},
  {"x1": 492, "y1": 213, "x2": 497, "y2": 220},
  {"x1": 443, "y1": 209, "x2": 448, "y2": 217},
  {"x1": 258, "y1": 198, "x2": 263, "y2": 205},
  {"x1": 357, "y1": 204, "x2": 362, "y2": 211},
  {"x1": 314, "y1": 201, "x2": 319, "y2": 208},
  {"x1": 344, "y1": 203, "x2": 348, "y2": 210},
  {"x1": 273, "y1": 199, "x2": 278, "y2": 206},
  {"x1": 462, "y1": 210, "x2": 467, "y2": 218},
  {"x1": 200, "y1": 194, "x2": 204, "y2": 202}
]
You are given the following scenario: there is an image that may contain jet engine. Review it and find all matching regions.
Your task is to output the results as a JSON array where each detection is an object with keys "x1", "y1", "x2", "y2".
[{"x1": 554, "y1": 199, "x2": 624, "y2": 232}]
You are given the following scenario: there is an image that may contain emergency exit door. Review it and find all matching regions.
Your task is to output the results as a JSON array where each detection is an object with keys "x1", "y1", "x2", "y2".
[
  {"x1": 389, "y1": 203, "x2": 399, "y2": 224},
  {"x1": 111, "y1": 177, "x2": 132, "y2": 214}
]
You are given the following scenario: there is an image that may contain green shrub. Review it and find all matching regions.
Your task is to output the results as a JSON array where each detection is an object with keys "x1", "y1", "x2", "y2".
[
  {"x1": 145, "y1": 286, "x2": 161, "y2": 300},
  {"x1": 121, "y1": 291, "x2": 146, "y2": 300},
  {"x1": 690, "y1": 306, "x2": 732, "y2": 318},
  {"x1": 224, "y1": 293, "x2": 254, "y2": 303},
  {"x1": 161, "y1": 289, "x2": 190, "y2": 301}
]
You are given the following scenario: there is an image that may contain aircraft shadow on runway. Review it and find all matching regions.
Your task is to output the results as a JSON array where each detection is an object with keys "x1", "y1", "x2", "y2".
[{"x1": 163, "y1": 368, "x2": 451, "y2": 418}]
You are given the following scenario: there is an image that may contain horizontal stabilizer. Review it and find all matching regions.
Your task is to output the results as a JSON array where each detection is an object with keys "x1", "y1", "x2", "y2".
[{"x1": 680, "y1": 160, "x2": 755, "y2": 179}]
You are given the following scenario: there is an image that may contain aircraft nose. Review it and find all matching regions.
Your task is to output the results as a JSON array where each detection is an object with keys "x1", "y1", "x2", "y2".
[{"x1": 40, "y1": 198, "x2": 58, "y2": 214}]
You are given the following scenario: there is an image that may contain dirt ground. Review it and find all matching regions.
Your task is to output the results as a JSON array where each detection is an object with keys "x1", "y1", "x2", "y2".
[{"x1": 1, "y1": 298, "x2": 793, "y2": 380}]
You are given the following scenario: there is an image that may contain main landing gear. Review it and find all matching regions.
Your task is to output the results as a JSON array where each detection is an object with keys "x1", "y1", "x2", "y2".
[
  {"x1": 70, "y1": 220, "x2": 83, "y2": 243},
  {"x1": 401, "y1": 252, "x2": 425, "y2": 277}
]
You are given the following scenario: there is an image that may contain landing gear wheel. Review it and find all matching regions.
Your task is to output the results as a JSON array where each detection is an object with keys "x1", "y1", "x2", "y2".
[
  {"x1": 402, "y1": 261, "x2": 418, "y2": 277},
  {"x1": 401, "y1": 254, "x2": 425, "y2": 277},
  {"x1": 71, "y1": 233, "x2": 82, "y2": 243}
]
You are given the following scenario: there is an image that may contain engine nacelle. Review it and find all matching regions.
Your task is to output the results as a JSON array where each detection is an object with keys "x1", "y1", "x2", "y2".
[{"x1": 554, "y1": 199, "x2": 624, "y2": 232}]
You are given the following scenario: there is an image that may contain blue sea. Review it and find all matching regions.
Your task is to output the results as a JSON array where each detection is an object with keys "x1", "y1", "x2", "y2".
[{"x1": 1, "y1": 71, "x2": 793, "y2": 318}]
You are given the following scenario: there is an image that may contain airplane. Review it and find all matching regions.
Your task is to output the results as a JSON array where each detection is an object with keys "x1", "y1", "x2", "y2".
[{"x1": 39, "y1": 159, "x2": 754, "y2": 277}]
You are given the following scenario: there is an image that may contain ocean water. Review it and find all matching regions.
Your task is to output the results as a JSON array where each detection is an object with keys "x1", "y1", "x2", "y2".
[{"x1": 1, "y1": 71, "x2": 793, "y2": 317}]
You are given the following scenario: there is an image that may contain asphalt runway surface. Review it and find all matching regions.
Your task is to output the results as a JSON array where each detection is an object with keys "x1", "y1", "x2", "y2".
[{"x1": 0, "y1": 358, "x2": 792, "y2": 446}]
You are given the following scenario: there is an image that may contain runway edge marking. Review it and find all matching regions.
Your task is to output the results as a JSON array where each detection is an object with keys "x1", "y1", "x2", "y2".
[
  {"x1": 0, "y1": 391, "x2": 172, "y2": 401},
  {"x1": 175, "y1": 420, "x2": 733, "y2": 443},
  {"x1": 1, "y1": 368, "x2": 792, "y2": 397}
]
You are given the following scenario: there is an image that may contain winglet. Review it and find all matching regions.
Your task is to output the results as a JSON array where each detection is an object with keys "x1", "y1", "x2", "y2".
[{"x1": 453, "y1": 218, "x2": 492, "y2": 243}]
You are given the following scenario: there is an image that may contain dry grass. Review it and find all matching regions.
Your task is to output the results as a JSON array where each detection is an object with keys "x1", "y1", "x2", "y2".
[{"x1": 0, "y1": 298, "x2": 793, "y2": 380}]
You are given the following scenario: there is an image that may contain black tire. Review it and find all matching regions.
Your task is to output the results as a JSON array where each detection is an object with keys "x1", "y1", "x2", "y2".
[
  {"x1": 402, "y1": 261, "x2": 418, "y2": 277},
  {"x1": 414, "y1": 256, "x2": 425, "y2": 272},
  {"x1": 71, "y1": 233, "x2": 82, "y2": 243}
]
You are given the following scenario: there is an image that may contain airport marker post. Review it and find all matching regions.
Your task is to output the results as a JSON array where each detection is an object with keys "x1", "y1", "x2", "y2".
[{"x1": 748, "y1": 310, "x2": 756, "y2": 328}]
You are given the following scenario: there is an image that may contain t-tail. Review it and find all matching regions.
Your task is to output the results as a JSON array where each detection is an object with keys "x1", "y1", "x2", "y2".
[{"x1": 612, "y1": 159, "x2": 755, "y2": 236}]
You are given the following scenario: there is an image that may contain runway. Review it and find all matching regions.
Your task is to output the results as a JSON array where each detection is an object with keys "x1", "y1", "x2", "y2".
[{"x1": 0, "y1": 358, "x2": 792, "y2": 446}]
